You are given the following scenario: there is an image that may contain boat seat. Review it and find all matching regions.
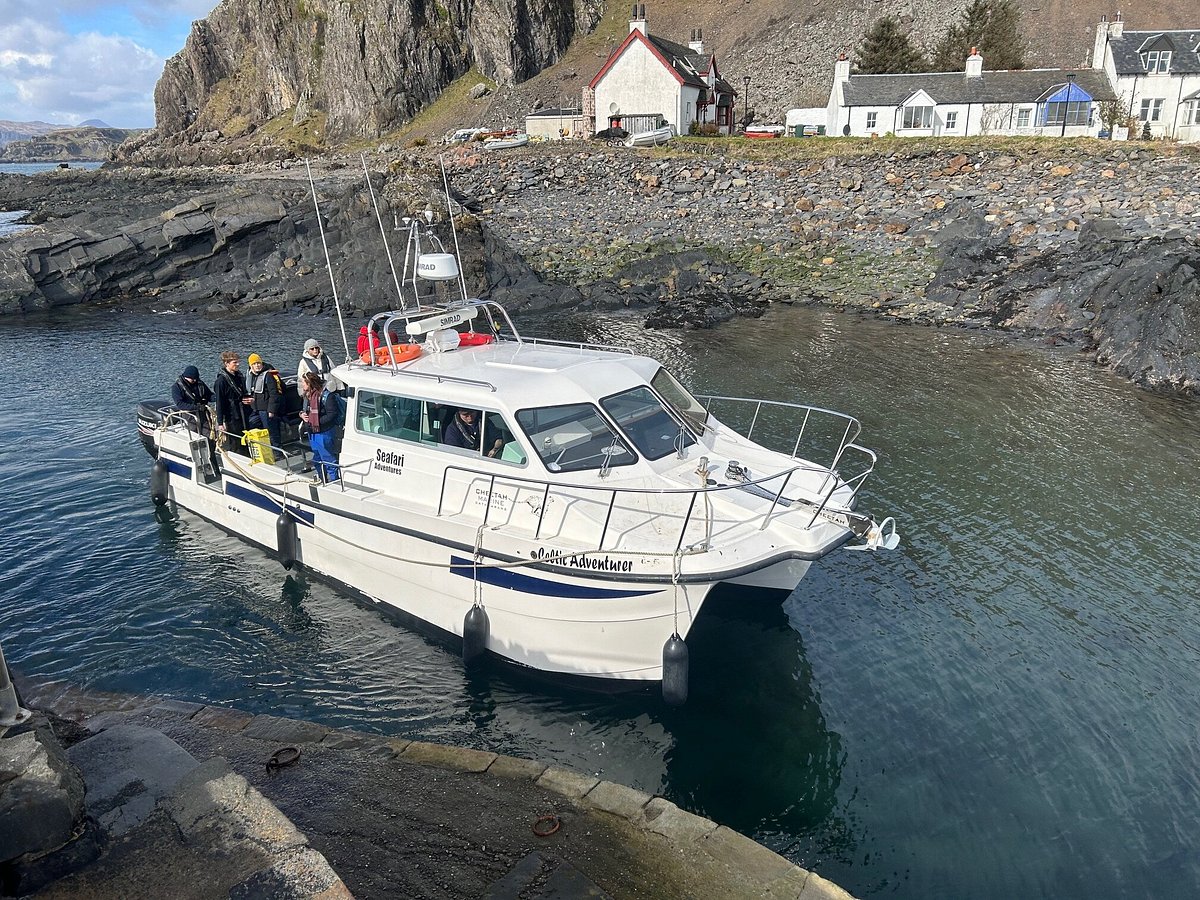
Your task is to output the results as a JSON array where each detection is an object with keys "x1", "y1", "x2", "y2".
[
  {"x1": 501, "y1": 442, "x2": 527, "y2": 464},
  {"x1": 360, "y1": 414, "x2": 384, "y2": 433}
]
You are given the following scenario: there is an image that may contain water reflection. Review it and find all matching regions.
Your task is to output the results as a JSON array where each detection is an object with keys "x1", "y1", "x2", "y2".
[{"x1": 660, "y1": 588, "x2": 844, "y2": 855}]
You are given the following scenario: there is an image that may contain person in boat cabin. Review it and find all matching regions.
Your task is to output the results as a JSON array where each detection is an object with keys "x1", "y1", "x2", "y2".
[
  {"x1": 300, "y1": 371, "x2": 342, "y2": 482},
  {"x1": 171, "y1": 366, "x2": 212, "y2": 424},
  {"x1": 214, "y1": 351, "x2": 253, "y2": 454},
  {"x1": 443, "y1": 408, "x2": 504, "y2": 458},
  {"x1": 296, "y1": 339, "x2": 342, "y2": 395},
  {"x1": 245, "y1": 352, "x2": 284, "y2": 454}
]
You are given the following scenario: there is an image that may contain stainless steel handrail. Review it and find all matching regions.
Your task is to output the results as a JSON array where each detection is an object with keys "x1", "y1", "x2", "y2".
[
  {"x1": 435, "y1": 457, "x2": 851, "y2": 555},
  {"x1": 697, "y1": 395, "x2": 863, "y2": 471},
  {"x1": 502, "y1": 335, "x2": 636, "y2": 355},
  {"x1": 161, "y1": 411, "x2": 307, "y2": 473}
]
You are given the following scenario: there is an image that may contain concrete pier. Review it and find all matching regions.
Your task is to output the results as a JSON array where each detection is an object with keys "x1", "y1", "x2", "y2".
[{"x1": 2, "y1": 676, "x2": 854, "y2": 899}]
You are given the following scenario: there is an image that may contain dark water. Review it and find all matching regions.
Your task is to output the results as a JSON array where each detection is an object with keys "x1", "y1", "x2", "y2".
[{"x1": 1, "y1": 305, "x2": 1198, "y2": 899}]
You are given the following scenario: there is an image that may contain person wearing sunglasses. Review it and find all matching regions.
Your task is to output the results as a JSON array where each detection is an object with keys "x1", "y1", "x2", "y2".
[{"x1": 297, "y1": 338, "x2": 335, "y2": 397}]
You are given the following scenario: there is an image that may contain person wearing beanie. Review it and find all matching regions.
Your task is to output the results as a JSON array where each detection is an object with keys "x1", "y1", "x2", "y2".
[
  {"x1": 297, "y1": 338, "x2": 341, "y2": 395},
  {"x1": 246, "y1": 352, "x2": 284, "y2": 455},
  {"x1": 171, "y1": 364, "x2": 213, "y2": 423}
]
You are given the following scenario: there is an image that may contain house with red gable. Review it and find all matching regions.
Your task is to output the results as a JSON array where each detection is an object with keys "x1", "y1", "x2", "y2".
[{"x1": 585, "y1": 5, "x2": 737, "y2": 137}]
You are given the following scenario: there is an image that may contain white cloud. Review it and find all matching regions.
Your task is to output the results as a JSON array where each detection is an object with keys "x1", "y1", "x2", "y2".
[{"x1": 0, "y1": 15, "x2": 166, "y2": 126}]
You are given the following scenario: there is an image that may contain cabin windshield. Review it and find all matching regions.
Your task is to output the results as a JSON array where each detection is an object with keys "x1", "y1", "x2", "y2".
[
  {"x1": 515, "y1": 403, "x2": 635, "y2": 473},
  {"x1": 601, "y1": 386, "x2": 697, "y2": 461},
  {"x1": 650, "y1": 367, "x2": 708, "y2": 435}
]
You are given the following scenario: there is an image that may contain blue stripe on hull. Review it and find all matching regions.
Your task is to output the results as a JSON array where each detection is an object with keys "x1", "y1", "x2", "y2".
[
  {"x1": 449, "y1": 555, "x2": 657, "y2": 599},
  {"x1": 163, "y1": 459, "x2": 192, "y2": 479},
  {"x1": 226, "y1": 481, "x2": 315, "y2": 526}
]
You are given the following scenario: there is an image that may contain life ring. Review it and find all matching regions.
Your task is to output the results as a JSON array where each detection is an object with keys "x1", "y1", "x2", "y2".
[
  {"x1": 457, "y1": 332, "x2": 495, "y2": 347},
  {"x1": 361, "y1": 343, "x2": 422, "y2": 365}
]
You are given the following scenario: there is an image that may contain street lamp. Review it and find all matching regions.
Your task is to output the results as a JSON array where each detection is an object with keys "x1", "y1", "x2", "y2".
[{"x1": 743, "y1": 75, "x2": 751, "y2": 126}]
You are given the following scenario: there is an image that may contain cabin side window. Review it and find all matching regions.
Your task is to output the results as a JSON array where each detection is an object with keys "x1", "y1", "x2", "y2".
[
  {"x1": 357, "y1": 389, "x2": 527, "y2": 464},
  {"x1": 650, "y1": 367, "x2": 709, "y2": 435},
  {"x1": 356, "y1": 390, "x2": 427, "y2": 443},
  {"x1": 516, "y1": 403, "x2": 635, "y2": 473}
]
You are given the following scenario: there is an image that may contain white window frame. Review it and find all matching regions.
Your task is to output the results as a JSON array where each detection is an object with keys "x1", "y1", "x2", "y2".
[
  {"x1": 1139, "y1": 98, "x2": 1164, "y2": 122},
  {"x1": 901, "y1": 105, "x2": 934, "y2": 129},
  {"x1": 1016, "y1": 107, "x2": 1031, "y2": 128},
  {"x1": 1142, "y1": 50, "x2": 1172, "y2": 74},
  {"x1": 1186, "y1": 101, "x2": 1200, "y2": 126},
  {"x1": 865, "y1": 111, "x2": 878, "y2": 131},
  {"x1": 944, "y1": 111, "x2": 958, "y2": 130}
]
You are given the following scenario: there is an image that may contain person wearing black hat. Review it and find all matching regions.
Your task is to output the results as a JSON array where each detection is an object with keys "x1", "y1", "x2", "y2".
[{"x1": 171, "y1": 365, "x2": 213, "y2": 426}]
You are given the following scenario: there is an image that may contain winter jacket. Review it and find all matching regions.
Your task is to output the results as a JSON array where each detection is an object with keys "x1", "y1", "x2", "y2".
[
  {"x1": 213, "y1": 368, "x2": 249, "y2": 432},
  {"x1": 172, "y1": 376, "x2": 213, "y2": 412},
  {"x1": 248, "y1": 365, "x2": 284, "y2": 417},
  {"x1": 357, "y1": 327, "x2": 381, "y2": 356},
  {"x1": 303, "y1": 387, "x2": 344, "y2": 434},
  {"x1": 297, "y1": 351, "x2": 337, "y2": 395}
]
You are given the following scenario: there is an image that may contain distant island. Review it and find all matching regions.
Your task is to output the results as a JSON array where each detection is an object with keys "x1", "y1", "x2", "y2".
[
  {"x1": 0, "y1": 126, "x2": 147, "y2": 162},
  {"x1": 0, "y1": 119, "x2": 63, "y2": 149}
]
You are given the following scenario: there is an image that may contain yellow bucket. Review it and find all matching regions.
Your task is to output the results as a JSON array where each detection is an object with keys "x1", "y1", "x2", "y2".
[{"x1": 242, "y1": 428, "x2": 275, "y2": 465}]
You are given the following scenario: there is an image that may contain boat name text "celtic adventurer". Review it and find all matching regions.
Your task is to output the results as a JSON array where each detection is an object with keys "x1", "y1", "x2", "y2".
[{"x1": 531, "y1": 547, "x2": 633, "y2": 572}]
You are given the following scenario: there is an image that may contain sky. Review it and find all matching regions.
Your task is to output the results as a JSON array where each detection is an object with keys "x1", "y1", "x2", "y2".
[{"x1": 0, "y1": 0, "x2": 218, "y2": 128}]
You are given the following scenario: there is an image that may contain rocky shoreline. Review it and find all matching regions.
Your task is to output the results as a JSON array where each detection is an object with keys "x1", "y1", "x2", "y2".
[{"x1": 0, "y1": 140, "x2": 1197, "y2": 396}]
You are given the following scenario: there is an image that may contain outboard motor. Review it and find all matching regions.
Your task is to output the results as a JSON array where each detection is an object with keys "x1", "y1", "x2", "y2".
[{"x1": 136, "y1": 399, "x2": 173, "y2": 458}]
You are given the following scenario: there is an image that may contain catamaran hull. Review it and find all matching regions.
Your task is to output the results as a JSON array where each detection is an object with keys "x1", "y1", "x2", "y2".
[
  {"x1": 724, "y1": 557, "x2": 812, "y2": 591},
  {"x1": 156, "y1": 451, "x2": 716, "y2": 685}
]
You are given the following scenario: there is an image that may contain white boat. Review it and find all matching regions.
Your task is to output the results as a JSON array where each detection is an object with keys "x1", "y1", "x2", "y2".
[
  {"x1": 624, "y1": 124, "x2": 675, "y2": 148},
  {"x1": 140, "y1": 189, "x2": 899, "y2": 703},
  {"x1": 483, "y1": 133, "x2": 529, "y2": 150}
]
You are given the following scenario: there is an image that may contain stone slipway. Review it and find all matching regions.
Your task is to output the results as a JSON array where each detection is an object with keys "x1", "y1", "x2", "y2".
[{"x1": 15, "y1": 676, "x2": 852, "y2": 900}]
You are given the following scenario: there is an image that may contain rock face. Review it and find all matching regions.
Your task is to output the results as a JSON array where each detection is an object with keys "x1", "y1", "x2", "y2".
[
  {"x1": 2, "y1": 141, "x2": 1198, "y2": 397},
  {"x1": 152, "y1": 0, "x2": 603, "y2": 146},
  {"x1": 0, "y1": 164, "x2": 489, "y2": 317}
]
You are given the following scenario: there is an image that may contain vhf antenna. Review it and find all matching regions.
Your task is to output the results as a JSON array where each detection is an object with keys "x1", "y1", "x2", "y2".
[
  {"x1": 305, "y1": 159, "x2": 352, "y2": 362},
  {"x1": 360, "y1": 153, "x2": 407, "y2": 312}
]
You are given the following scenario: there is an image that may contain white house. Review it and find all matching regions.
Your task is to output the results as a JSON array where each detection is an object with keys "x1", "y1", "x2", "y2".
[
  {"x1": 826, "y1": 51, "x2": 1115, "y2": 139},
  {"x1": 1091, "y1": 13, "x2": 1200, "y2": 142},
  {"x1": 587, "y1": 5, "x2": 736, "y2": 137}
]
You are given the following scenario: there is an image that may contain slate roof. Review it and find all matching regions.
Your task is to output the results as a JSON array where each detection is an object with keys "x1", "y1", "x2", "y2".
[
  {"x1": 1107, "y1": 30, "x2": 1200, "y2": 75},
  {"x1": 841, "y1": 69, "x2": 1116, "y2": 107},
  {"x1": 644, "y1": 35, "x2": 711, "y2": 89}
]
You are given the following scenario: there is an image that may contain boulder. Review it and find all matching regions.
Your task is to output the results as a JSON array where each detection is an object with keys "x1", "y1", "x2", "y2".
[{"x1": 0, "y1": 725, "x2": 85, "y2": 863}]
